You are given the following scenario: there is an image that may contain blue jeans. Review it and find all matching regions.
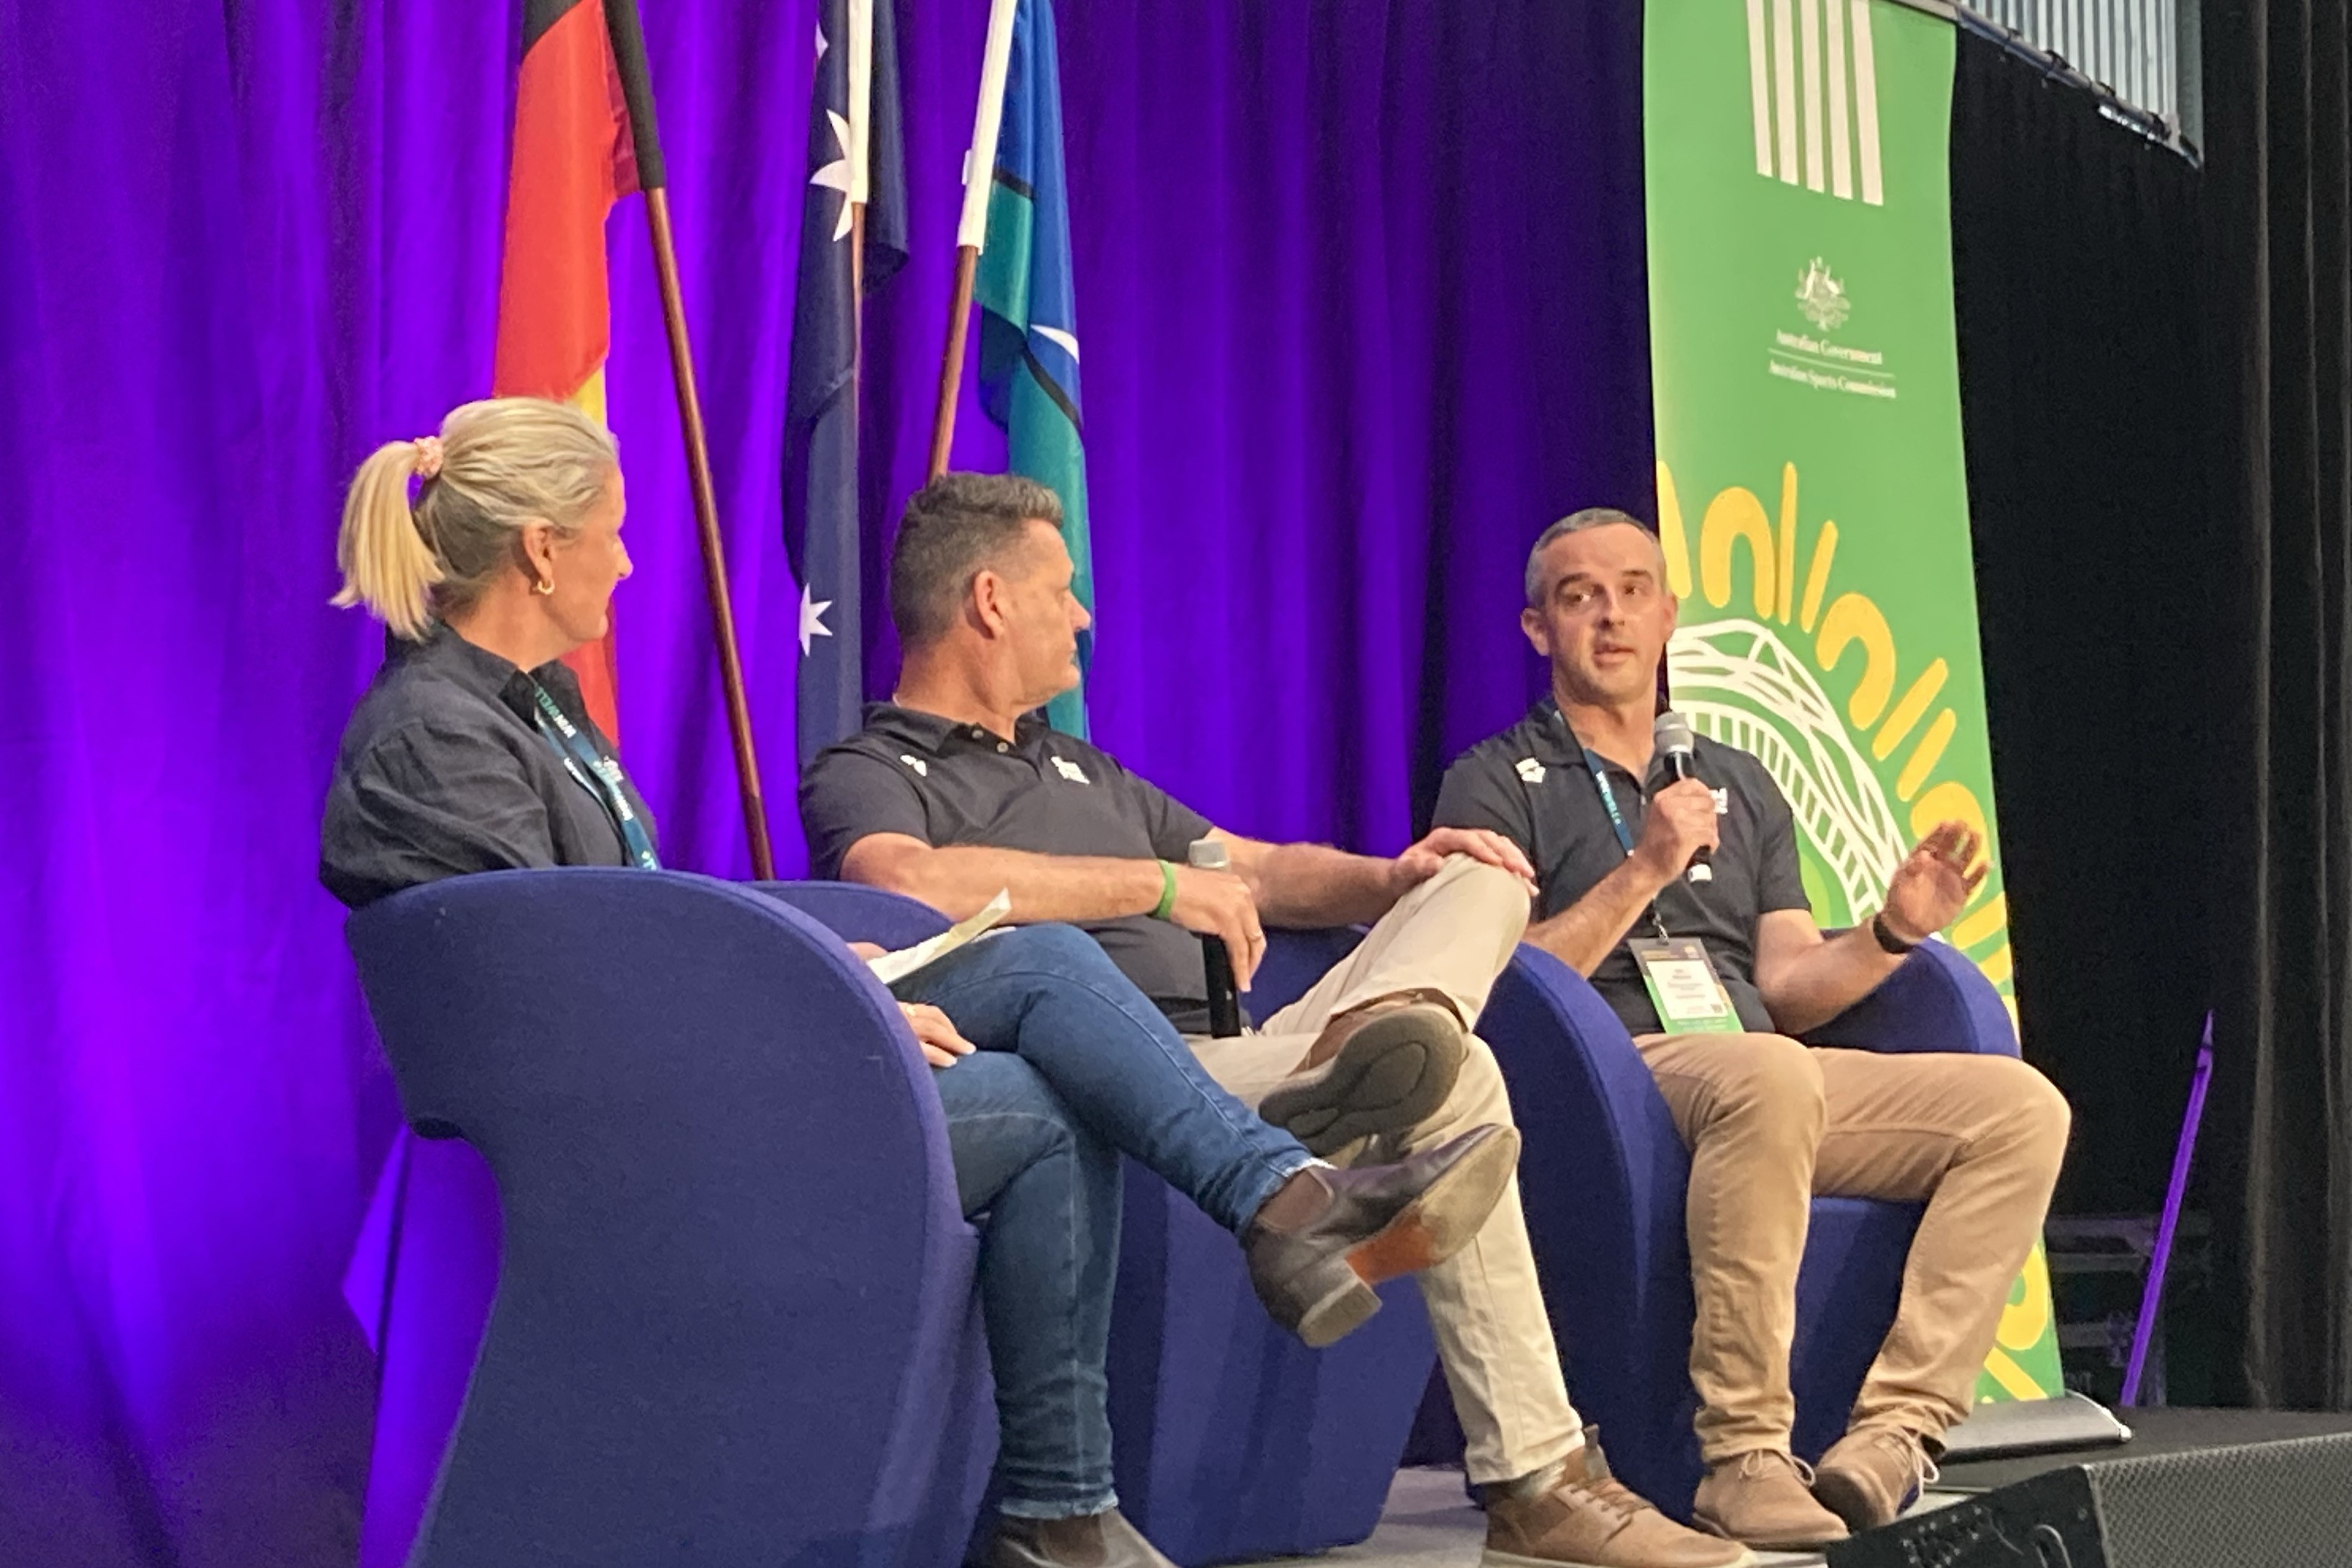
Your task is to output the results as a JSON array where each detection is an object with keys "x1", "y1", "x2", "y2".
[
  {"x1": 934, "y1": 1053, "x2": 1121, "y2": 1519},
  {"x1": 901, "y1": 924, "x2": 1312, "y2": 1233},
  {"x1": 906, "y1": 925, "x2": 1317, "y2": 1519}
]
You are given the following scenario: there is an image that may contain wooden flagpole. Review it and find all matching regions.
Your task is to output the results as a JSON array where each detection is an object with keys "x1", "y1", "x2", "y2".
[
  {"x1": 606, "y1": 0, "x2": 775, "y2": 878},
  {"x1": 641, "y1": 192, "x2": 775, "y2": 879},
  {"x1": 927, "y1": 0, "x2": 1020, "y2": 480}
]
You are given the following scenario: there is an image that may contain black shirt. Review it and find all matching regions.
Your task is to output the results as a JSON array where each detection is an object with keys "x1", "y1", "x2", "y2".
[
  {"x1": 320, "y1": 623, "x2": 656, "y2": 909},
  {"x1": 800, "y1": 704, "x2": 1218, "y2": 1013},
  {"x1": 1433, "y1": 700, "x2": 1809, "y2": 1035}
]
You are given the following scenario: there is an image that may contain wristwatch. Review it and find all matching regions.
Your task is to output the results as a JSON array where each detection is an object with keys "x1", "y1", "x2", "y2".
[{"x1": 1870, "y1": 910, "x2": 1921, "y2": 955}]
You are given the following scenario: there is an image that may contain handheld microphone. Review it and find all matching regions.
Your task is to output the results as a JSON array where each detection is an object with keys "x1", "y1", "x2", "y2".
[
  {"x1": 1652, "y1": 711, "x2": 1714, "y2": 885},
  {"x1": 1187, "y1": 839, "x2": 1246, "y2": 1037}
]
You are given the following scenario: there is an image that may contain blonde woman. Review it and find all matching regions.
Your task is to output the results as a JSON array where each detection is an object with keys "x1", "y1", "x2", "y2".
[
  {"x1": 322, "y1": 397, "x2": 643, "y2": 901},
  {"x1": 319, "y1": 398, "x2": 1514, "y2": 1568}
]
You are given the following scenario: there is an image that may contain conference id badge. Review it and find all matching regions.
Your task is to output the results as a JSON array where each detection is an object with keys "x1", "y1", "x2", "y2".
[{"x1": 1629, "y1": 937, "x2": 1745, "y2": 1035}]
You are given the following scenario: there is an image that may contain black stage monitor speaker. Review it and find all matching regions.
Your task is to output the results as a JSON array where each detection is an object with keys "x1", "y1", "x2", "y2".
[{"x1": 1825, "y1": 1431, "x2": 2352, "y2": 1568}]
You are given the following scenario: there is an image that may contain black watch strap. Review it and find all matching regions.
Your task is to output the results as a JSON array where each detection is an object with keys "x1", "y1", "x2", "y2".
[{"x1": 1871, "y1": 911, "x2": 1920, "y2": 955}]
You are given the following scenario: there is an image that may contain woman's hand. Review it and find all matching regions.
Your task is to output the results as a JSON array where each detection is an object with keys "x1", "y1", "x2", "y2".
[
  {"x1": 847, "y1": 940, "x2": 888, "y2": 961},
  {"x1": 898, "y1": 1002, "x2": 976, "y2": 1068}
]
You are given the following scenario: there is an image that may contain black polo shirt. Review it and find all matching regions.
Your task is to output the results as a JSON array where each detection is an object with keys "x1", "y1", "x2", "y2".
[
  {"x1": 1433, "y1": 700, "x2": 1809, "y2": 1035},
  {"x1": 320, "y1": 623, "x2": 654, "y2": 909},
  {"x1": 801, "y1": 704, "x2": 1219, "y2": 1015}
]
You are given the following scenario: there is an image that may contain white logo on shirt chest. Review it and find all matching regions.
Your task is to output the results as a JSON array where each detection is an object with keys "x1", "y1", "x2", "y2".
[
  {"x1": 899, "y1": 754, "x2": 930, "y2": 777},
  {"x1": 1051, "y1": 756, "x2": 1090, "y2": 784},
  {"x1": 1518, "y1": 752, "x2": 1729, "y2": 813}
]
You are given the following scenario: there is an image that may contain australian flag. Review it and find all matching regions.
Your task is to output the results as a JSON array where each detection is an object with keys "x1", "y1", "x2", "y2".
[
  {"x1": 785, "y1": 0, "x2": 907, "y2": 763},
  {"x1": 975, "y1": 0, "x2": 1092, "y2": 736}
]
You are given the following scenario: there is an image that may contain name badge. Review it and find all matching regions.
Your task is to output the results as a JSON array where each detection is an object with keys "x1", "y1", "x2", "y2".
[{"x1": 1629, "y1": 937, "x2": 1745, "y2": 1035}]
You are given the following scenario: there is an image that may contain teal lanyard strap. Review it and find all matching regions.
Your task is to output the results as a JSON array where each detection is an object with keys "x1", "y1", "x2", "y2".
[
  {"x1": 1585, "y1": 752, "x2": 1640, "y2": 856},
  {"x1": 527, "y1": 682, "x2": 660, "y2": 870},
  {"x1": 1550, "y1": 701, "x2": 1669, "y2": 940}
]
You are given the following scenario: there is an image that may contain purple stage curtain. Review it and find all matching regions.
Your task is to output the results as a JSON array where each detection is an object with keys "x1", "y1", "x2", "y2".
[{"x1": 0, "y1": 3, "x2": 1647, "y2": 1563}]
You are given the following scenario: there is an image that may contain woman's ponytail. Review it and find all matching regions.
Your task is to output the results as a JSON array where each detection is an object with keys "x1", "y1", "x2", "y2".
[
  {"x1": 332, "y1": 401, "x2": 614, "y2": 636},
  {"x1": 331, "y1": 437, "x2": 446, "y2": 641}
]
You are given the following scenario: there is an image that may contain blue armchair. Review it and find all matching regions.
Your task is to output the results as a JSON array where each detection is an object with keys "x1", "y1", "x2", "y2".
[
  {"x1": 760, "y1": 886, "x2": 1438, "y2": 1567},
  {"x1": 344, "y1": 868, "x2": 994, "y2": 1568},
  {"x1": 1105, "y1": 928, "x2": 1436, "y2": 1567},
  {"x1": 1446, "y1": 937, "x2": 2015, "y2": 1515}
]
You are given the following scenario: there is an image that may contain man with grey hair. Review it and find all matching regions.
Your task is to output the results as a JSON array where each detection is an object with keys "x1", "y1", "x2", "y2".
[
  {"x1": 802, "y1": 475, "x2": 1749, "y2": 1568},
  {"x1": 1433, "y1": 508, "x2": 2070, "y2": 1551}
]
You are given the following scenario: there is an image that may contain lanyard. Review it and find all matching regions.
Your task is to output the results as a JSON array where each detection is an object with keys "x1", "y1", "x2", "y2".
[
  {"x1": 1550, "y1": 702, "x2": 1669, "y2": 939},
  {"x1": 1585, "y1": 752, "x2": 1640, "y2": 857},
  {"x1": 527, "y1": 681, "x2": 661, "y2": 870}
]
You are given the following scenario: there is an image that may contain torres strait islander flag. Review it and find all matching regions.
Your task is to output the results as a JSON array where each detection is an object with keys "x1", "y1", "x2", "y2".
[
  {"x1": 491, "y1": 0, "x2": 662, "y2": 741},
  {"x1": 974, "y1": 0, "x2": 1092, "y2": 738}
]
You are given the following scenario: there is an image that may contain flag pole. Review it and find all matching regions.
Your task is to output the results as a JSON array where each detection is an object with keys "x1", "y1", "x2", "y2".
[
  {"x1": 643, "y1": 192, "x2": 776, "y2": 879},
  {"x1": 607, "y1": 0, "x2": 777, "y2": 878},
  {"x1": 848, "y1": 0, "x2": 872, "y2": 419},
  {"x1": 927, "y1": 0, "x2": 1019, "y2": 480}
]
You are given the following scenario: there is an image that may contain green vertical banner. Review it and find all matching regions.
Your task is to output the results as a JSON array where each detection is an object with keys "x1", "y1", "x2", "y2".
[{"x1": 1644, "y1": 0, "x2": 2062, "y2": 1404}]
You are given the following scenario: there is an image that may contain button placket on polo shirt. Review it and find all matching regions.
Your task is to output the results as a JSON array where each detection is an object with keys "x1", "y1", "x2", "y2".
[{"x1": 1011, "y1": 726, "x2": 1052, "y2": 780}]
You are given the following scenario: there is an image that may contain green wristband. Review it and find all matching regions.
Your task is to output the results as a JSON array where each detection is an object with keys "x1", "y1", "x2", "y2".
[{"x1": 1151, "y1": 860, "x2": 1178, "y2": 921}]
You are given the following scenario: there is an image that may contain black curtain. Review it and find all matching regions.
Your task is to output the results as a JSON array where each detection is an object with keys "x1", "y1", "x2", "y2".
[
  {"x1": 1950, "y1": 34, "x2": 2217, "y2": 1216},
  {"x1": 2202, "y1": 0, "x2": 2352, "y2": 1409}
]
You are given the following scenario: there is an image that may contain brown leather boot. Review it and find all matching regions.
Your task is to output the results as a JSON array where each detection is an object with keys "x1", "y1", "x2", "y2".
[
  {"x1": 1243, "y1": 1123, "x2": 1518, "y2": 1347},
  {"x1": 1689, "y1": 1450, "x2": 1848, "y2": 1551},
  {"x1": 1257, "y1": 989, "x2": 1468, "y2": 1157},
  {"x1": 1812, "y1": 1425, "x2": 1941, "y2": 1533},
  {"x1": 1482, "y1": 1430, "x2": 1755, "y2": 1568},
  {"x1": 984, "y1": 1507, "x2": 1176, "y2": 1568}
]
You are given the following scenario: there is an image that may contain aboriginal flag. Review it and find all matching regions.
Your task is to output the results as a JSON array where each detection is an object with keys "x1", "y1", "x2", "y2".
[{"x1": 491, "y1": 0, "x2": 664, "y2": 740}]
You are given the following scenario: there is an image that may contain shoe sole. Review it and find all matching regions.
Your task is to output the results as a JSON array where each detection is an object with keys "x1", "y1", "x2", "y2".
[
  {"x1": 1689, "y1": 1510, "x2": 1846, "y2": 1553},
  {"x1": 1293, "y1": 1126, "x2": 1520, "y2": 1348},
  {"x1": 1810, "y1": 1467, "x2": 1897, "y2": 1536},
  {"x1": 1258, "y1": 1005, "x2": 1468, "y2": 1157},
  {"x1": 1482, "y1": 1549, "x2": 1757, "y2": 1568}
]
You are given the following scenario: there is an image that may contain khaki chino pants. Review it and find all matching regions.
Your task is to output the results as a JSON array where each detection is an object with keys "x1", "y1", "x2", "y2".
[
  {"x1": 1182, "y1": 856, "x2": 1587, "y2": 1485},
  {"x1": 1634, "y1": 1029, "x2": 2071, "y2": 1461}
]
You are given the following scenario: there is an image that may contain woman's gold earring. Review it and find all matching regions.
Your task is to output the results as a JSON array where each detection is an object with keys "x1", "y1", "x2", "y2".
[{"x1": 533, "y1": 578, "x2": 555, "y2": 596}]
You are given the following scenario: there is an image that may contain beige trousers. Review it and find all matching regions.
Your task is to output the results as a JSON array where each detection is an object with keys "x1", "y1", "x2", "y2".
[
  {"x1": 1634, "y1": 1030, "x2": 2071, "y2": 1461},
  {"x1": 1183, "y1": 855, "x2": 1585, "y2": 1484}
]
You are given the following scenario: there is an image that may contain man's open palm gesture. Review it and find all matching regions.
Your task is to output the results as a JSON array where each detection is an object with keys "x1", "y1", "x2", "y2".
[{"x1": 1881, "y1": 820, "x2": 1988, "y2": 943}]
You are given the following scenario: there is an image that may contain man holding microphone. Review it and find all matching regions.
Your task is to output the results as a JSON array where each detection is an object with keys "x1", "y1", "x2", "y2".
[{"x1": 1433, "y1": 509, "x2": 2072, "y2": 1551}]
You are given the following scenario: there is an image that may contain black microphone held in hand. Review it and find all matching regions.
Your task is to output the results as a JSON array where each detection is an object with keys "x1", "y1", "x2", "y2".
[
  {"x1": 1187, "y1": 839, "x2": 1245, "y2": 1037},
  {"x1": 1651, "y1": 710, "x2": 1714, "y2": 885}
]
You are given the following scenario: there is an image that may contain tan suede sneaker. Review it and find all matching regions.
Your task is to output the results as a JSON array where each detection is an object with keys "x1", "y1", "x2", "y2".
[
  {"x1": 1482, "y1": 1431, "x2": 1755, "y2": 1568},
  {"x1": 1689, "y1": 1450, "x2": 1848, "y2": 1551},
  {"x1": 1812, "y1": 1425, "x2": 1941, "y2": 1534}
]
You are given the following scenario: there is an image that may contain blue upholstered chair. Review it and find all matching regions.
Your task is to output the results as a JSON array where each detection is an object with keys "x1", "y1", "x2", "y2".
[
  {"x1": 345, "y1": 868, "x2": 994, "y2": 1568},
  {"x1": 1104, "y1": 929, "x2": 1436, "y2": 1567},
  {"x1": 1428, "y1": 937, "x2": 2016, "y2": 1517},
  {"x1": 761, "y1": 885, "x2": 1439, "y2": 1567}
]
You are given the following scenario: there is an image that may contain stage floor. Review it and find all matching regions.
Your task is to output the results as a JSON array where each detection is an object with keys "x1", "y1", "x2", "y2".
[
  {"x1": 1276, "y1": 1466, "x2": 1854, "y2": 1568},
  {"x1": 1262, "y1": 1411, "x2": 2352, "y2": 1568}
]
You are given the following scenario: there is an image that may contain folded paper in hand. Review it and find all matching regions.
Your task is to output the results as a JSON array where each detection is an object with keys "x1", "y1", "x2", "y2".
[{"x1": 865, "y1": 889, "x2": 1012, "y2": 986}]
